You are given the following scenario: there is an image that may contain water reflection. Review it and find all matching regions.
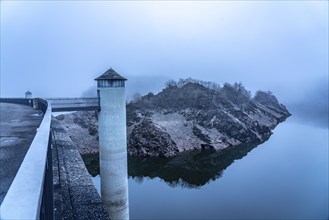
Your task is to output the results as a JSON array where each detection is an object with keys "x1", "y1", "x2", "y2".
[
  {"x1": 82, "y1": 140, "x2": 266, "y2": 188},
  {"x1": 129, "y1": 141, "x2": 265, "y2": 188}
]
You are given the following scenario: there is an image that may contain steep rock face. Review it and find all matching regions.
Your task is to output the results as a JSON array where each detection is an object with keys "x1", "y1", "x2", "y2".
[
  {"x1": 128, "y1": 119, "x2": 178, "y2": 157},
  {"x1": 56, "y1": 81, "x2": 290, "y2": 157}
]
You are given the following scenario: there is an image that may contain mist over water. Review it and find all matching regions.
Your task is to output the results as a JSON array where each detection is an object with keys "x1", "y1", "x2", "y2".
[{"x1": 286, "y1": 77, "x2": 328, "y2": 128}]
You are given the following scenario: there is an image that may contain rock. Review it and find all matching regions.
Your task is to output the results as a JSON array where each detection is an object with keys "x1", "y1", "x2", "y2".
[{"x1": 128, "y1": 119, "x2": 178, "y2": 157}]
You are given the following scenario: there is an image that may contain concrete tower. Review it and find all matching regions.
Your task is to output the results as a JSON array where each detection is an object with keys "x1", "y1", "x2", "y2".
[
  {"x1": 95, "y1": 68, "x2": 129, "y2": 220},
  {"x1": 25, "y1": 90, "x2": 32, "y2": 99}
]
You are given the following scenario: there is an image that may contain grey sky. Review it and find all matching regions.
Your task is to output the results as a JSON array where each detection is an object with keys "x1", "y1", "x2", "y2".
[{"x1": 1, "y1": 1, "x2": 328, "y2": 109}]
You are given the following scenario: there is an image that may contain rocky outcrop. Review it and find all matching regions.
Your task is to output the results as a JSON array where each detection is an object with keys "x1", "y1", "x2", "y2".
[
  {"x1": 128, "y1": 119, "x2": 179, "y2": 157},
  {"x1": 56, "y1": 80, "x2": 290, "y2": 157},
  {"x1": 126, "y1": 82, "x2": 290, "y2": 157}
]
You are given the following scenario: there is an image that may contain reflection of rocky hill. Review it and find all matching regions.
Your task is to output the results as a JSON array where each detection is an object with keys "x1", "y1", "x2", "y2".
[
  {"x1": 129, "y1": 141, "x2": 266, "y2": 188},
  {"x1": 56, "y1": 79, "x2": 290, "y2": 157},
  {"x1": 82, "y1": 140, "x2": 265, "y2": 188}
]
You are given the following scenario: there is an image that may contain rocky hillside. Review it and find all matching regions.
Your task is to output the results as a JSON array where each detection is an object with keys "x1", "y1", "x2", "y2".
[{"x1": 56, "y1": 79, "x2": 290, "y2": 157}]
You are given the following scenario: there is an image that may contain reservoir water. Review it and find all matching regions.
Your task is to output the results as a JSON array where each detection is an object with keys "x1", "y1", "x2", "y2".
[{"x1": 89, "y1": 116, "x2": 328, "y2": 219}]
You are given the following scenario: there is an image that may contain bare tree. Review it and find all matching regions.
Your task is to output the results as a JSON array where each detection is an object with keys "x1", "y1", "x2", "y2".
[{"x1": 132, "y1": 92, "x2": 142, "y2": 103}]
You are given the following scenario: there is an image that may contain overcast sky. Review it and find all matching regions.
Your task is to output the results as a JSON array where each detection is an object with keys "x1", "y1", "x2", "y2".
[{"x1": 1, "y1": 1, "x2": 328, "y2": 119}]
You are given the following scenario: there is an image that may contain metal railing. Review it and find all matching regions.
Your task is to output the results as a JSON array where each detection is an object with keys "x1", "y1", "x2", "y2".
[
  {"x1": 0, "y1": 98, "x2": 33, "y2": 107},
  {"x1": 0, "y1": 99, "x2": 53, "y2": 219},
  {"x1": 48, "y1": 97, "x2": 99, "y2": 112}
]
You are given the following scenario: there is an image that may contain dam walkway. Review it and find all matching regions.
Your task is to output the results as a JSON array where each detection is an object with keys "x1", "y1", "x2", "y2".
[
  {"x1": 0, "y1": 99, "x2": 109, "y2": 219},
  {"x1": 0, "y1": 103, "x2": 43, "y2": 204}
]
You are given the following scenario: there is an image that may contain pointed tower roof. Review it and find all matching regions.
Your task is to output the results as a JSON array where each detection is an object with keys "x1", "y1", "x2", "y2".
[{"x1": 95, "y1": 68, "x2": 127, "y2": 81}]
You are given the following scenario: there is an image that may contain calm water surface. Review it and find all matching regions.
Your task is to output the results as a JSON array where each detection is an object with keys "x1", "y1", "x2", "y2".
[{"x1": 90, "y1": 117, "x2": 328, "y2": 219}]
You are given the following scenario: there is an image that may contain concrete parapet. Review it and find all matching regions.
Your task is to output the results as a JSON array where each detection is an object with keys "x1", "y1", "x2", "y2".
[{"x1": 51, "y1": 118, "x2": 110, "y2": 219}]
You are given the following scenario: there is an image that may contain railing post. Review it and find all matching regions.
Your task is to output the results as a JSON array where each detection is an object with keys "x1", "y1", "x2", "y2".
[
  {"x1": 33, "y1": 99, "x2": 38, "y2": 109},
  {"x1": 40, "y1": 130, "x2": 54, "y2": 220}
]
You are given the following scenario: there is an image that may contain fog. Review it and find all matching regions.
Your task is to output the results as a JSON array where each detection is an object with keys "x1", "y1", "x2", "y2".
[
  {"x1": 81, "y1": 75, "x2": 170, "y2": 101},
  {"x1": 1, "y1": 1, "x2": 328, "y2": 126},
  {"x1": 287, "y1": 76, "x2": 329, "y2": 128}
]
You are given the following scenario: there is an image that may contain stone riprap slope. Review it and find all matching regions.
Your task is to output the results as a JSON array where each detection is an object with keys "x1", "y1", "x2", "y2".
[
  {"x1": 56, "y1": 80, "x2": 290, "y2": 157},
  {"x1": 55, "y1": 112, "x2": 98, "y2": 155}
]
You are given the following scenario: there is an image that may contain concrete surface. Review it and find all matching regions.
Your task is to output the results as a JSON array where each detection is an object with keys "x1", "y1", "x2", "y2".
[
  {"x1": 0, "y1": 102, "x2": 43, "y2": 205},
  {"x1": 1, "y1": 101, "x2": 51, "y2": 219},
  {"x1": 51, "y1": 118, "x2": 110, "y2": 219},
  {"x1": 98, "y1": 87, "x2": 129, "y2": 220}
]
